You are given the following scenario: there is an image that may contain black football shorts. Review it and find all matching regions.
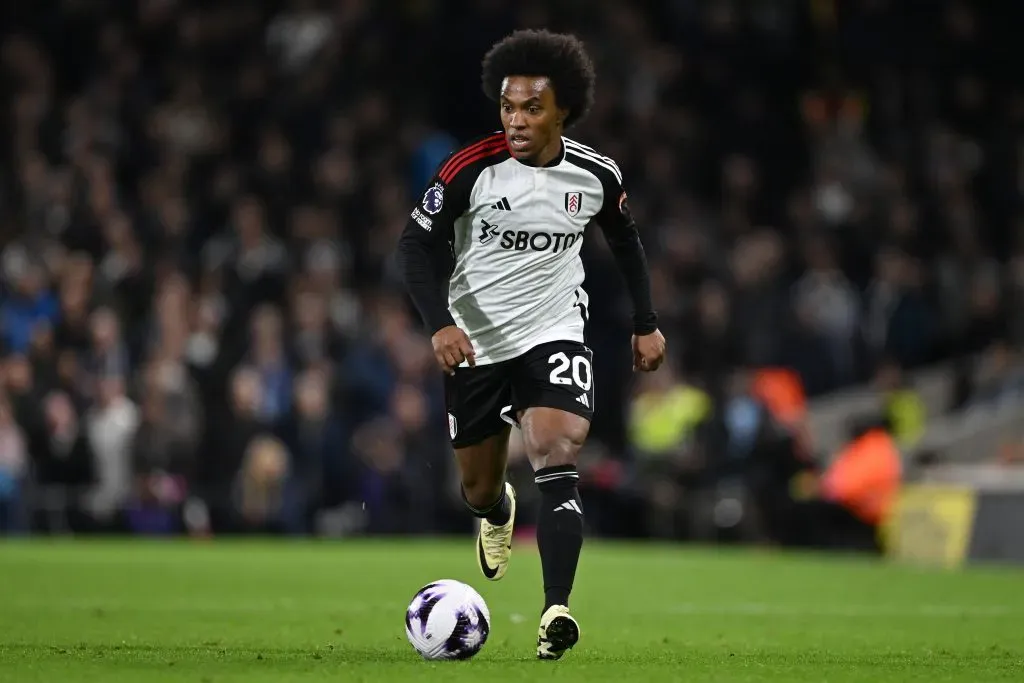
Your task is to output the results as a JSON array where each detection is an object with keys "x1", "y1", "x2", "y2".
[{"x1": 443, "y1": 340, "x2": 595, "y2": 449}]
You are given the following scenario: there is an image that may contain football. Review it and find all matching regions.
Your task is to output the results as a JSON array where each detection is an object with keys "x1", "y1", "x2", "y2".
[{"x1": 404, "y1": 579, "x2": 491, "y2": 660}]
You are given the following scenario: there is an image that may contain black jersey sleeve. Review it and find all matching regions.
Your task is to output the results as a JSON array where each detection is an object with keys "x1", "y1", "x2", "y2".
[
  {"x1": 397, "y1": 133, "x2": 507, "y2": 335},
  {"x1": 594, "y1": 175, "x2": 659, "y2": 335},
  {"x1": 396, "y1": 169, "x2": 467, "y2": 335}
]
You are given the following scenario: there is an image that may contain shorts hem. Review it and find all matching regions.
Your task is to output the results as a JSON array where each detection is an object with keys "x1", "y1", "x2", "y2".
[
  {"x1": 507, "y1": 395, "x2": 594, "y2": 426},
  {"x1": 450, "y1": 421, "x2": 511, "y2": 449}
]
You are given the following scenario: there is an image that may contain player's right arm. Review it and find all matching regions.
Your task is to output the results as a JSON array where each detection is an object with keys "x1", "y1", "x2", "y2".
[{"x1": 396, "y1": 158, "x2": 477, "y2": 375}]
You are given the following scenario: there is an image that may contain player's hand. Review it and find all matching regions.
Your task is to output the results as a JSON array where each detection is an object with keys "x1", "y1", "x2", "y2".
[
  {"x1": 632, "y1": 329, "x2": 666, "y2": 372},
  {"x1": 431, "y1": 325, "x2": 476, "y2": 376}
]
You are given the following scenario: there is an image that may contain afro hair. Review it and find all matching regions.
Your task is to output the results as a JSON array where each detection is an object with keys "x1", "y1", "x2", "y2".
[{"x1": 481, "y1": 29, "x2": 596, "y2": 129}]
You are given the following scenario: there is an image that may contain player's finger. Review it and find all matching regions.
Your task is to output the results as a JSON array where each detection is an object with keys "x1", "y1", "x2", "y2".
[
  {"x1": 451, "y1": 343, "x2": 467, "y2": 363},
  {"x1": 459, "y1": 340, "x2": 476, "y2": 367},
  {"x1": 449, "y1": 347, "x2": 466, "y2": 367},
  {"x1": 442, "y1": 350, "x2": 459, "y2": 374}
]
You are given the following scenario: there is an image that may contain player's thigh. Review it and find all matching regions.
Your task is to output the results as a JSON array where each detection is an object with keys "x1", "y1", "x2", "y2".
[
  {"x1": 512, "y1": 341, "x2": 595, "y2": 467},
  {"x1": 444, "y1": 361, "x2": 513, "y2": 482}
]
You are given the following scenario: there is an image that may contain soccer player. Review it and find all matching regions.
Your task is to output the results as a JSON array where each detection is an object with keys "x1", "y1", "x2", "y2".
[{"x1": 396, "y1": 29, "x2": 665, "y2": 659}]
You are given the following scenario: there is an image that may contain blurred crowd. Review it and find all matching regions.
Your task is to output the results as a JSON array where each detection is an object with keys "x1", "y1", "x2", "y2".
[{"x1": 1, "y1": 0, "x2": 1023, "y2": 540}]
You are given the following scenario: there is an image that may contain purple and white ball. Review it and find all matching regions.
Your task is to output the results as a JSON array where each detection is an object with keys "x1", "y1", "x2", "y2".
[{"x1": 405, "y1": 579, "x2": 491, "y2": 660}]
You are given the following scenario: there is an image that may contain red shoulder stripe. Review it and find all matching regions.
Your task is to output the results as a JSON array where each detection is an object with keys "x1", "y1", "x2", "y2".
[
  {"x1": 438, "y1": 133, "x2": 505, "y2": 182},
  {"x1": 439, "y1": 140, "x2": 506, "y2": 184},
  {"x1": 438, "y1": 134, "x2": 504, "y2": 181}
]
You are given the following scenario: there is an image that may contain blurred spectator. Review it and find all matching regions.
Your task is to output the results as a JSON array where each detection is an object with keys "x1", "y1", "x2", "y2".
[
  {"x1": 1, "y1": 260, "x2": 59, "y2": 355},
  {"x1": 279, "y1": 365, "x2": 349, "y2": 519},
  {"x1": 789, "y1": 415, "x2": 903, "y2": 553},
  {"x1": 627, "y1": 362, "x2": 710, "y2": 460},
  {"x1": 233, "y1": 434, "x2": 298, "y2": 533},
  {"x1": 125, "y1": 359, "x2": 200, "y2": 534},
  {"x1": 247, "y1": 304, "x2": 293, "y2": 423},
  {"x1": 791, "y1": 235, "x2": 861, "y2": 389},
  {"x1": 872, "y1": 359, "x2": 926, "y2": 448},
  {"x1": 31, "y1": 391, "x2": 97, "y2": 532},
  {"x1": 84, "y1": 374, "x2": 139, "y2": 527}
]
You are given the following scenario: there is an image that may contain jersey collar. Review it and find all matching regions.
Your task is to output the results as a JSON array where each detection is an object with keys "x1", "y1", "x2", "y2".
[{"x1": 543, "y1": 139, "x2": 566, "y2": 168}]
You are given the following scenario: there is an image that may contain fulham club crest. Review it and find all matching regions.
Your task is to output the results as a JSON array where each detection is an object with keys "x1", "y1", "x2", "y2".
[{"x1": 564, "y1": 191, "x2": 583, "y2": 217}]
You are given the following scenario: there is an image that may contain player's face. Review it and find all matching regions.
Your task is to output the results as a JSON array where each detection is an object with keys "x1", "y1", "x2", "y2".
[{"x1": 499, "y1": 76, "x2": 567, "y2": 165}]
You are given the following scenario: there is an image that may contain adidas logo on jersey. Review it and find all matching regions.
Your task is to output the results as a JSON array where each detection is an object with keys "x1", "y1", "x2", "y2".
[
  {"x1": 490, "y1": 197, "x2": 511, "y2": 211},
  {"x1": 576, "y1": 394, "x2": 589, "y2": 408}
]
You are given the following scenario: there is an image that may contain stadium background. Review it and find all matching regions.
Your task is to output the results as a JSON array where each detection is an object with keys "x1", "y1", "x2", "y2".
[{"x1": 1, "y1": 0, "x2": 1023, "y2": 561}]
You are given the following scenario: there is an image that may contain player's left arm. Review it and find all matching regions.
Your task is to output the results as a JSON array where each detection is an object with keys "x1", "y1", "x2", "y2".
[{"x1": 594, "y1": 177, "x2": 666, "y2": 372}]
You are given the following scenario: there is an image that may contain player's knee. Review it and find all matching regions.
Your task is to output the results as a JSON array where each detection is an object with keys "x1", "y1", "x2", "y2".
[{"x1": 525, "y1": 427, "x2": 586, "y2": 468}]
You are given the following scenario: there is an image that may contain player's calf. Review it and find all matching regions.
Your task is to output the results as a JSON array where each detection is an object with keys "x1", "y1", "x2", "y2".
[{"x1": 534, "y1": 464, "x2": 584, "y2": 608}]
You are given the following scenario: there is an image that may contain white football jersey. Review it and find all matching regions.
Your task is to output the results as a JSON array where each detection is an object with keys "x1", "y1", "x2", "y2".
[{"x1": 401, "y1": 132, "x2": 637, "y2": 365}]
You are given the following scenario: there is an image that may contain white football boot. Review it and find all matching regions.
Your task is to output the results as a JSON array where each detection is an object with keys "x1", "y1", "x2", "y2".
[
  {"x1": 537, "y1": 604, "x2": 580, "y2": 660},
  {"x1": 476, "y1": 482, "x2": 516, "y2": 581}
]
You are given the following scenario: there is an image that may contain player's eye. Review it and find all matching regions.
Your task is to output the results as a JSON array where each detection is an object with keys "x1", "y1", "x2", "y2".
[
  {"x1": 528, "y1": 106, "x2": 540, "y2": 115},
  {"x1": 501, "y1": 104, "x2": 513, "y2": 113}
]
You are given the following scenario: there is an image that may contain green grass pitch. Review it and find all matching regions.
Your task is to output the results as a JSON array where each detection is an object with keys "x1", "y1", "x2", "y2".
[{"x1": 1, "y1": 538, "x2": 1022, "y2": 682}]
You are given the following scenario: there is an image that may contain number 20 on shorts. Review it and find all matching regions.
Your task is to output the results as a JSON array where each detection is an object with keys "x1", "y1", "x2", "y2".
[{"x1": 547, "y1": 351, "x2": 592, "y2": 391}]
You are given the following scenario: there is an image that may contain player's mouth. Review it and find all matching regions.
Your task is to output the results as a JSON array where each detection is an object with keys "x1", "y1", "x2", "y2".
[{"x1": 508, "y1": 134, "x2": 530, "y2": 152}]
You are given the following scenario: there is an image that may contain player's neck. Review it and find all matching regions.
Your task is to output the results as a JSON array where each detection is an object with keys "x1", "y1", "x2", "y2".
[{"x1": 523, "y1": 138, "x2": 564, "y2": 168}]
